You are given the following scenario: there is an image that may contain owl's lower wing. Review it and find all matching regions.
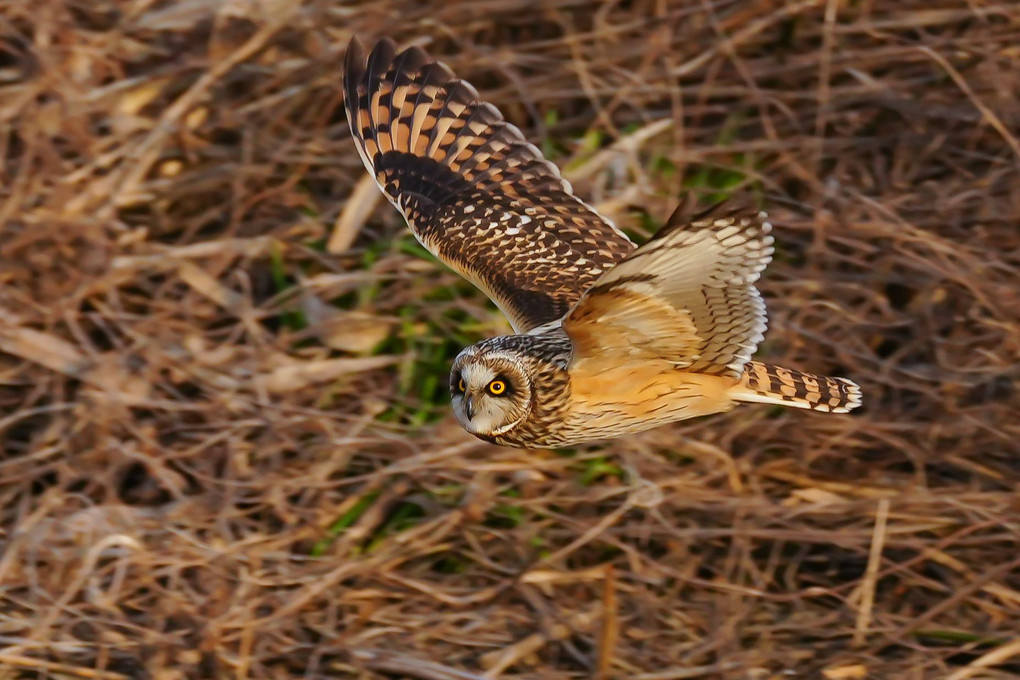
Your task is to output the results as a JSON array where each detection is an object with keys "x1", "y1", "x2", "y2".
[
  {"x1": 563, "y1": 206, "x2": 775, "y2": 378},
  {"x1": 343, "y1": 38, "x2": 635, "y2": 333}
]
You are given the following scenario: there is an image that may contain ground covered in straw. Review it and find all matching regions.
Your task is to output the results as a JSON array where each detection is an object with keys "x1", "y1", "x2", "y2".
[{"x1": 1, "y1": 1, "x2": 1018, "y2": 678}]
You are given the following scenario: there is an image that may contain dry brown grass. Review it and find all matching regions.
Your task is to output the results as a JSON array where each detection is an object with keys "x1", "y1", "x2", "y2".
[{"x1": 1, "y1": 1, "x2": 1018, "y2": 678}]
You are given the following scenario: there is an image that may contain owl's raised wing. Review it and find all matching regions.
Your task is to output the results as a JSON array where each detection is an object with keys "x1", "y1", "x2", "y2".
[
  {"x1": 343, "y1": 38, "x2": 635, "y2": 333},
  {"x1": 563, "y1": 206, "x2": 775, "y2": 378}
]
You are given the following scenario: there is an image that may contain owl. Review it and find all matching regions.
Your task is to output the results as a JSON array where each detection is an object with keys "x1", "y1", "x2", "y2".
[{"x1": 343, "y1": 37, "x2": 862, "y2": 448}]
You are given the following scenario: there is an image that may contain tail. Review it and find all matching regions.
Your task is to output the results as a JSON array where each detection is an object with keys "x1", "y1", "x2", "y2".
[{"x1": 729, "y1": 361, "x2": 862, "y2": 413}]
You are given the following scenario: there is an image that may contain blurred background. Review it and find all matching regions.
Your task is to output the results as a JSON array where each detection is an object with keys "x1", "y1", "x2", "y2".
[{"x1": 0, "y1": 0, "x2": 1018, "y2": 677}]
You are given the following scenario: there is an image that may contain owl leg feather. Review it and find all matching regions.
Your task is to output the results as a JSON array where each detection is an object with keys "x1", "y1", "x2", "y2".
[{"x1": 729, "y1": 361, "x2": 862, "y2": 413}]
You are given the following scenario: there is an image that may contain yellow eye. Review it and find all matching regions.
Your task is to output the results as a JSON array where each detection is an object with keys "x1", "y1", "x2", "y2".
[
  {"x1": 457, "y1": 378, "x2": 466, "y2": 393},
  {"x1": 488, "y1": 380, "x2": 506, "y2": 395}
]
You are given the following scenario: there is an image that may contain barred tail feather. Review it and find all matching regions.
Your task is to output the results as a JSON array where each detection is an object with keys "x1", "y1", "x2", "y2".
[{"x1": 730, "y1": 361, "x2": 862, "y2": 413}]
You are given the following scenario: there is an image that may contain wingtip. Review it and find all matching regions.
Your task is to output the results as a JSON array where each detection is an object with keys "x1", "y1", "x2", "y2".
[
  {"x1": 652, "y1": 193, "x2": 697, "y2": 242},
  {"x1": 364, "y1": 36, "x2": 397, "y2": 83},
  {"x1": 343, "y1": 36, "x2": 404, "y2": 84},
  {"x1": 345, "y1": 34, "x2": 364, "y2": 54},
  {"x1": 653, "y1": 196, "x2": 774, "y2": 244},
  {"x1": 344, "y1": 35, "x2": 366, "y2": 73},
  {"x1": 343, "y1": 36, "x2": 367, "y2": 106}
]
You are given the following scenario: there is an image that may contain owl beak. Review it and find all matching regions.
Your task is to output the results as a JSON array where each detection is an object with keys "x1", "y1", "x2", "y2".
[{"x1": 464, "y1": 395, "x2": 476, "y2": 421}]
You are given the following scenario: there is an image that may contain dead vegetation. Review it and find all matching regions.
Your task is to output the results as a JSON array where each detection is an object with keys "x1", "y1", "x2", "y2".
[{"x1": 0, "y1": 0, "x2": 1018, "y2": 678}]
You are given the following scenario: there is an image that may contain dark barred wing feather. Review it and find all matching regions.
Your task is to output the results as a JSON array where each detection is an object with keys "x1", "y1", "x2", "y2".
[{"x1": 343, "y1": 37, "x2": 635, "y2": 332}]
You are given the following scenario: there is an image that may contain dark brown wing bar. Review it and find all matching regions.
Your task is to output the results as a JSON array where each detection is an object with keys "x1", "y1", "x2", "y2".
[{"x1": 343, "y1": 37, "x2": 635, "y2": 332}]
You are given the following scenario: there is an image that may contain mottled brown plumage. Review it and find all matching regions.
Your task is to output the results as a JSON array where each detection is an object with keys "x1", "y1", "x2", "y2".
[
  {"x1": 343, "y1": 37, "x2": 862, "y2": 448},
  {"x1": 344, "y1": 37, "x2": 634, "y2": 333}
]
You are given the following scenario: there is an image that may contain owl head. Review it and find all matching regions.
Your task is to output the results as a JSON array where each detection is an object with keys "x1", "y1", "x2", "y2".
[{"x1": 450, "y1": 344, "x2": 534, "y2": 440}]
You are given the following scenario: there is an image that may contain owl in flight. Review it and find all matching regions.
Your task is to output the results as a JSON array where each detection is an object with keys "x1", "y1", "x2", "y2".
[{"x1": 343, "y1": 37, "x2": 862, "y2": 448}]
